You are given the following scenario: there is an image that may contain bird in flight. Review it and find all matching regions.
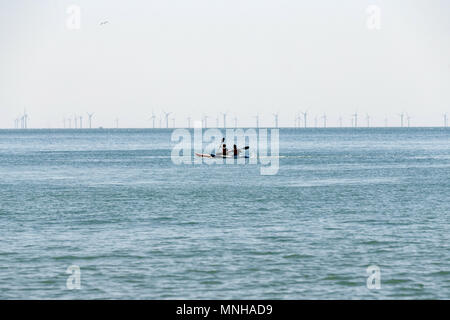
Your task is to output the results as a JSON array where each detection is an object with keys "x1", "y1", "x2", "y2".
[{"x1": 99, "y1": 21, "x2": 109, "y2": 26}]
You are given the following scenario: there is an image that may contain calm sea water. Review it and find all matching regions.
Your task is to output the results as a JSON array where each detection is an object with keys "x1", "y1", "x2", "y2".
[{"x1": 0, "y1": 128, "x2": 449, "y2": 299}]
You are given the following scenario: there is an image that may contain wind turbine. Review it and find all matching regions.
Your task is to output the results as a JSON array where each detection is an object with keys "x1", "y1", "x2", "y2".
[
  {"x1": 150, "y1": 110, "x2": 156, "y2": 128},
  {"x1": 314, "y1": 115, "x2": 318, "y2": 128},
  {"x1": 272, "y1": 113, "x2": 279, "y2": 128},
  {"x1": 366, "y1": 114, "x2": 370, "y2": 128},
  {"x1": 338, "y1": 115, "x2": 343, "y2": 128},
  {"x1": 74, "y1": 115, "x2": 78, "y2": 129},
  {"x1": 221, "y1": 112, "x2": 228, "y2": 128},
  {"x1": 300, "y1": 110, "x2": 308, "y2": 128},
  {"x1": 352, "y1": 112, "x2": 358, "y2": 128},
  {"x1": 294, "y1": 114, "x2": 299, "y2": 128},
  {"x1": 398, "y1": 112, "x2": 405, "y2": 127},
  {"x1": 22, "y1": 109, "x2": 29, "y2": 129},
  {"x1": 79, "y1": 116, "x2": 83, "y2": 129},
  {"x1": 215, "y1": 116, "x2": 219, "y2": 128},
  {"x1": 444, "y1": 113, "x2": 448, "y2": 128},
  {"x1": 254, "y1": 113, "x2": 260, "y2": 128},
  {"x1": 384, "y1": 115, "x2": 388, "y2": 127},
  {"x1": 87, "y1": 113, "x2": 94, "y2": 129},
  {"x1": 115, "y1": 118, "x2": 119, "y2": 128},
  {"x1": 163, "y1": 111, "x2": 172, "y2": 128},
  {"x1": 68, "y1": 118, "x2": 72, "y2": 128},
  {"x1": 202, "y1": 115, "x2": 208, "y2": 128},
  {"x1": 233, "y1": 115, "x2": 238, "y2": 128},
  {"x1": 406, "y1": 113, "x2": 411, "y2": 127},
  {"x1": 321, "y1": 113, "x2": 327, "y2": 128},
  {"x1": 187, "y1": 116, "x2": 192, "y2": 128}
]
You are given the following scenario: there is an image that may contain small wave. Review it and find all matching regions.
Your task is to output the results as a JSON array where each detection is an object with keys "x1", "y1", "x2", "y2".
[{"x1": 283, "y1": 254, "x2": 314, "y2": 260}]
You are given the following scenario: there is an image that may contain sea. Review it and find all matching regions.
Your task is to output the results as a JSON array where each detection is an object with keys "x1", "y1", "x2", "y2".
[{"x1": 0, "y1": 128, "x2": 449, "y2": 299}]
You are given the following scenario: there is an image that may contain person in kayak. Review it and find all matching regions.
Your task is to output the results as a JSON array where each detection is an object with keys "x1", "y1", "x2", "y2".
[
  {"x1": 210, "y1": 137, "x2": 226, "y2": 158},
  {"x1": 227, "y1": 145, "x2": 250, "y2": 158},
  {"x1": 222, "y1": 144, "x2": 227, "y2": 157},
  {"x1": 233, "y1": 144, "x2": 238, "y2": 157}
]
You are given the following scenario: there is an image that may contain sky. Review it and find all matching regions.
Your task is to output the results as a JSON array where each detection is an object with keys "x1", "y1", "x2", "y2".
[{"x1": 0, "y1": 0, "x2": 449, "y2": 128}]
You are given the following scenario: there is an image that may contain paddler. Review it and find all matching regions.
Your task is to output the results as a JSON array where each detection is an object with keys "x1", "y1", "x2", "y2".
[
  {"x1": 233, "y1": 144, "x2": 238, "y2": 157},
  {"x1": 210, "y1": 137, "x2": 226, "y2": 157},
  {"x1": 218, "y1": 138, "x2": 227, "y2": 157}
]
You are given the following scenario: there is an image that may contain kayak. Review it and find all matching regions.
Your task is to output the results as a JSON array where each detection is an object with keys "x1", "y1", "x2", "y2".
[
  {"x1": 195, "y1": 153, "x2": 249, "y2": 159},
  {"x1": 195, "y1": 153, "x2": 232, "y2": 158}
]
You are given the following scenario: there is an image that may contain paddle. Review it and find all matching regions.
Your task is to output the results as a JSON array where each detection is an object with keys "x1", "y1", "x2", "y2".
[
  {"x1": 226, "y1": 146, "x2": 250, "y2": 155},
  {"x1": 213, "y1": 138, "x2": 226, "y2": 155}
]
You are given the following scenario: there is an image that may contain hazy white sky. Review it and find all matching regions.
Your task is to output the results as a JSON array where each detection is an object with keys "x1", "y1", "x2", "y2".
[{"x1": 1, "y1": 0, "x2": 449, "y2": 128}]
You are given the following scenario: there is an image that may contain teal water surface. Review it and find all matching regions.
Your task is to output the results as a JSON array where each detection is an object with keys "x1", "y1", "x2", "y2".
[{"x1": 0, "y1": 128, "x2": 449, "y2": 299}]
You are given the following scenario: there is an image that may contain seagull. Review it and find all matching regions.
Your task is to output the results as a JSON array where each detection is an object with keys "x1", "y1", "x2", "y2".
[{"x1": 99, "y1": 21, "x2": 109, "y2": 26}]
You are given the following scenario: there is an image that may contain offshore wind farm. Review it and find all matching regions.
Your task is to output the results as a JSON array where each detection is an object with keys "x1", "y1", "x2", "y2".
[{"x1": 8, "y1": 109, "x2": 450, "y2": 129}]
